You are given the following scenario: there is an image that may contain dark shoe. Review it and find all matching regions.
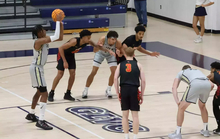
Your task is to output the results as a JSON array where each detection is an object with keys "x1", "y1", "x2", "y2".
[
  {"x1": 64, "y1": 92, "x2": 75, "y2": 101},
  {"x1": 36, "y1": 120, "x2": 53, "y2": 130},
  {"x1": 143, "y1": 24, "x2": 147, "y2": 28},
  {"x1": 48, "y1": 91, "x2": 54, "y2": 102},
  {"x1": 213, "y1": 128, "x2": 220, "y2": 135},
  {"x1": 25, "y1": 113, "x2": 38, "y2": 122},
  {"x1": 137, "y1": 23, "x2": 143, "y2": 26}
]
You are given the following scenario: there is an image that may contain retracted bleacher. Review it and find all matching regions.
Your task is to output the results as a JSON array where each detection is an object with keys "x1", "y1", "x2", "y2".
[{"x1": 30, "y1": 0, "x2": 127, "y2": 33}]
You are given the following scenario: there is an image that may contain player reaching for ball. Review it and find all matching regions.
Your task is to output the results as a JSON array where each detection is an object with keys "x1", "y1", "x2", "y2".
[
  {"x1": 25, "y1": 11, "x2": 64, "y2": 130},
  {"x1": 114, "y1": 47, "x2": 146, "y2": 139}
]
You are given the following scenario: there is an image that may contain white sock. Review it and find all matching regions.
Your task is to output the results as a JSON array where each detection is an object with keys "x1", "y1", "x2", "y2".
[
  {"x1": 30, "y1": 109, "x2": 35, "y2": 114},
  {"x1": 107, "y1": 86, "x2": 112, "y2": 90},
  {"x1": 176, "y1": 126, "x2": 181, "y2": 134},
  {"x1": 200, "y1": 35, "x2": 203, "y2": 38},
  {"x1": 133, "y1": 134, "x2": 137, "y2": 139},
  {"x1": 204, "y1": 123, "x2": 208, "y2": 131},
  {"x1": 39, "y1": 102, "x2": 46, "y2": 121},
  {"x1": 85, "y1": 87, "x2": 89, "y2": 91},
  {"x1": 125, "y1": 133, "x2": 129, "y2": 139}
]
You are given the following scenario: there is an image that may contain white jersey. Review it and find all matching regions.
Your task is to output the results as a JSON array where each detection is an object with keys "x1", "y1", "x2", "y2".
[
  {"x1": 196, "y1": 0, "x2": 214, "y2": 5},
  {"x1": 176, "y1": 69, "x2": 208, "y2": 84},
  {"x1": 32, "y1": 42, "x2": 49, "y2": 66},
  {"x1": 99, "y1": 36, "x2": 116, "y2": 56}
]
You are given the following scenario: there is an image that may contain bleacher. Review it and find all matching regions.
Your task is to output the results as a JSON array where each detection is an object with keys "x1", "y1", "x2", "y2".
[{"x1": 0, "y1": 0, "x2": 128, "y2": 34}]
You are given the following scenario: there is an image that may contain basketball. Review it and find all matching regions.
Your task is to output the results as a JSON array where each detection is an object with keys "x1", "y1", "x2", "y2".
[{"x1": 51, "y1": 9, "x2": 65, "y2": 22}]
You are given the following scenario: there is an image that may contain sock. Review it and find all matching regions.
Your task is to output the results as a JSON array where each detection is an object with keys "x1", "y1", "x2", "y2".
[
  {"x1": 204, "y1": 123, "x2": 208, "y2": 131},
  {"x1": 30, "y1": 109, "x2": 35, "y2": 114},
  {"x1": 85, "y1": 87, "x2": 89, "y2": 91},
  {"x1": 200, "y1": 35, "x2": 203, "y2": 38},
  {"x1": 217, "y1": 120, "x2": 220, "y2": 129},
  {"x1": 107, "y1": 86, "x2": 112, "y2": 90},
  {"x1": 50, "y1": 90, "x2": 54, "y2": 93},
  {"x1": 176, "y1": 126, "x2": 181, "y2": 134},
  {"x1": 133, "y1": 134, "x2": 137, "y2": 139},
  {"x1": 39, "y1": 102, "x2": 46, "y2": 121},
  {"x1": 125, "y1": 133, "x2": 129, "y2": 139}
]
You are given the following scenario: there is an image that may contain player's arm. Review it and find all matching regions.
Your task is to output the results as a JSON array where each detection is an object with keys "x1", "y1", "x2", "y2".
[
  {"x1": 34, "y1": 14, "x2": 63, "y2": 50},
  {"x1": 136, "y1": 45, "x2": 160, "y2": 57},
  {"x1": 94, "y1": 36, "x2": 105, "y2": 53},
  {"x1": 89, "y1": 40, "x2": 115, "y2": 56},
  {"x1": 59, "y1": 39, "x2": 77, "y2": 68},
  {"x1": 138, "y1": 62, "x2": 146, "y2": 105},
  {"x1": 207, "y1": 73, "x2": 215, "y2": 83},
  {"x1": 114, "y1": 64, "x2": 121, "y2": 100},
  {"x1": 172, "y1": 78, "x2": 181, "y2": 105},
  {"x1": 116, "y1": 40, "x2": 123, "y2": 57},
  {"x1": 202, "y1": 1, "x2": 214, "y2": 7}
]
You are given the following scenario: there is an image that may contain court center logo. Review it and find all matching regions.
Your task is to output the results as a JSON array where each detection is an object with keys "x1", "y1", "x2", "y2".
[{"x1": 66, "y1": 106, "x2": 150, "y2": 133}]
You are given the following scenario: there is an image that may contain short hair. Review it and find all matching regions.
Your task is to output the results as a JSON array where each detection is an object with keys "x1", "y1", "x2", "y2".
[
  {"x1": 135, "y1": 25, "x2": 146, "y2": 33},
  {"x1": 80, "y1": 30, "x2": 92, "y2": 38},
  {"x1": 107, "y1": 31, "x2": 118, "y2": 38},
  {"x1": 32, "y1": 25, "x2": 44, "y2": 39},
  {"x1": 210, "y1": 61, "x2": 220, "y2": 69},
  {"x1": 182, "y1": 65, "x2": 191, "y2": 70},
  {"x1": 125, "y1": 47, "x2": 135, "y2": 57}
]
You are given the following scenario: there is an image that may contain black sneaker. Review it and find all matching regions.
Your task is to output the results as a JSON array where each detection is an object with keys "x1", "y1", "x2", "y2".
[
  {"x1": 64, "y1": 92, "x2": 75, "y2": 101},
  {"x1": 36, "y1": 120, "x2": 53, "y2": 130},
  {"x1": 213, "y1": 128, "x2": 220, "y2": 135},
  {"x1": 48, "y1": 91, "x2": 54, "y2": 102},
  {"x1": 143, "y1": 24, "x2": 147, "y2": 28},
  {"x1": 137, "y1": 23, "x2": 143, "y2": 26},
  {"x1": 25, "y1": 113, "x2": 38, "y2": 122}
]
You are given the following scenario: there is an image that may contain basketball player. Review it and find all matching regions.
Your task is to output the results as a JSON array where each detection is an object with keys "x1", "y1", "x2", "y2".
[
  {"x1": 207, "y1": 62, "x2": 220, "y2": 135},
  {"x1": 82, "y1": 31, "x2": 122, "y2": 99},
  {"x1": 25, "y1": 13, "x2": 64, "y2": 130},
  {"x1": 114, "y1": 47, "x2": 146, "y2": 139},
  {"x1": 193, "y1": 0, "x2": 214, "y2": 43},
  {"x1": 48, "y1": 30, "x2": 115, "y2": 102},
  {"x1": 117, "y1": 25, "x2": 160, "y2": 64},
  {"x1": 168, "y1": 65, "x2": 214, "y2": 139}
]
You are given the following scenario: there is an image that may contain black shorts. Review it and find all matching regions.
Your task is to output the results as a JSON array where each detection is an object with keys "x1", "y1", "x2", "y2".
[
  {"x1": 56, "y1": 53, "x2": 76, "y2": 71},
  {"x1": 121, "y1": 85, "x2": 140, "y2": 111},
  {"x1": 194, "y1": 7, "x2": 207, "y2": 16},
  {"x1": 117, "y1": 55, "x2": 137, "y2": 64}
]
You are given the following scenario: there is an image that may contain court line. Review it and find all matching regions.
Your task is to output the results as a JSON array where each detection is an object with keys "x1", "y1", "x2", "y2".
[
  {"x1": 17, "y1": 106, "x2": 80, "y2": 139},
  {"x1": 0, "y1": 86, "x2": 105, "y2": 139}
]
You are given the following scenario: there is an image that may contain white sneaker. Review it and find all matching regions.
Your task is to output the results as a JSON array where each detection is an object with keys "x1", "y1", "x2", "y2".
[
  {"x1": 200, "y1": 129, "x2": 210, "y2": 137},
  {"x1": 194, "y1": 37, "x2": 203, "y2": 43},
  {"x1": 168, "y1": 131, "x2": 182, "y2": 139},
  {"x1": 82, "y1": 89, "x2": 88, "y2": 99},
  {"x1": 105, "y1": 89, "x2": 112, "y2": 98}
]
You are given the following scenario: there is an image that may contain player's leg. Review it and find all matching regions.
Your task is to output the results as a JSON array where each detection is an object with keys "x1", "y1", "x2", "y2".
[
  {"x1": 130, "y1": 86, "x2": 140, "y2": 139},
  {"x1": 213, "y1": 96, "x2": 220, "y2": 134},
  {"x1": 168, "y1": 85, "x2": 193, "y2": 139},
  {"x1": 106, "y1": 55, "x2": 117, "y2": 98},
  {"x1": 63, "y1": 69, "x2": 76, "y2": 101},
  {"x1": 82, "y1": 66, "x2": 99, "y2": 98},
  {"x1": 122, "y1": 110, "x2": 130, "y2": 139},
  {"x1": 198, "y1": 16, "x2": 205, "y2": 42},
  {"x1": 198, "y1": 80, "x2": 213, "y2": 137},
  {"x1": 82, "y1": 52, "x2": 103, "y2": 98},
  {"x1": 26, "y1": 89, "x2": 40, "y2": 122},
  {"x1": 36, "y1": 87, "x2": 53, "y2": 130},
  {"x1": 48, "y1": 57, "x2": 65, "y2": 102},
  {"x1": 121, "y1": 86, "x2": 130, "y2": 139}
]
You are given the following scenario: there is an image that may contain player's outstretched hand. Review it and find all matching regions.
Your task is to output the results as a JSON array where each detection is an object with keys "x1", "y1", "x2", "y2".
[{"x1": 150, "y1": 52, "x2": 160, "y2": 57}]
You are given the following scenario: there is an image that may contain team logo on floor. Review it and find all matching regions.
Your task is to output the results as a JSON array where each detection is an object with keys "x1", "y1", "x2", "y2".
[{"x1": 66, "y1": 106, "x2": 150, "y2": 133}]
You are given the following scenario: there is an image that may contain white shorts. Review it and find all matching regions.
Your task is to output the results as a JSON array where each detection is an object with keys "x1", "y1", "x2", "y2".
[
  {"x1": 93, "y1": 51, "x2": 117, "y2": 67},
  {"x1": 182, "y1": 79, "x2": 211, "y2": 104},
  {"x1": 29, "y1": 64, "x2": 47, "y2": 88}
]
